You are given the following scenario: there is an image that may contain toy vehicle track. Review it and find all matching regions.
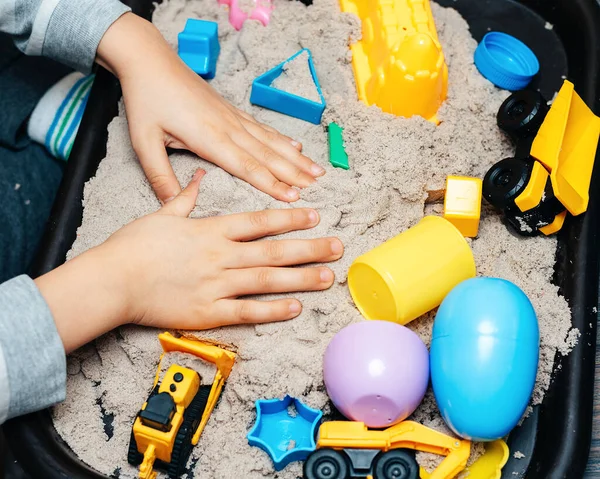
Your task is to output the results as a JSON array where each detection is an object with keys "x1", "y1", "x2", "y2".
[{"x1": 167, "y1": 385, "x2": 211, "y2": 478}]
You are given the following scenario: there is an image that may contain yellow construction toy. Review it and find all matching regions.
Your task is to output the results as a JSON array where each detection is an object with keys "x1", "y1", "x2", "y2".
[
  {"x1": 339, "y1": 0, "x2": 447, "y2": 123},
  {"x1": 443, "y1": 176, "x2": 483, "y2": 238},
  {"x1": 483, "y1": 79, "x2": 600, "y2": 236},
  {"x1": 303, "y1": 420, "x2": 471, "y2": 479},
  {"x1": 127, "y1": 332, "x2": 236, "y2": 479}
]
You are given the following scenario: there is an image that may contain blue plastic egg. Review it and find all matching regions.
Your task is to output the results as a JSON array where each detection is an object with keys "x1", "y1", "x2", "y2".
[{"x1": 430, "y1": 277, "x2": 539, "y2": 441}]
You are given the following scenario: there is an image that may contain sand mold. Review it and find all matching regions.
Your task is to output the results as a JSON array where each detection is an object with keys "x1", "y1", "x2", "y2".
[{"x1": 53, "y1": 0, "x2": 575, "y2": 476}]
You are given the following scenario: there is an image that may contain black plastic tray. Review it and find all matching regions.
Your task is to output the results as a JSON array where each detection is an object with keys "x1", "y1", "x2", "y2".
[{"x1": 4, "y1": 0, "x2": 600, "y2": 478}]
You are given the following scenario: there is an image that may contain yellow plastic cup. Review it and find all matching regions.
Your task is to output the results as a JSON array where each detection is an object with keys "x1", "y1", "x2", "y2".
[{"x1": 348, "y1": 215, "x2": 476, "y2": 325}]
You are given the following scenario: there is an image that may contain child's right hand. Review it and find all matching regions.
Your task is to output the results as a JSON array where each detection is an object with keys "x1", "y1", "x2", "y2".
[{"x1": 35, "y1": 170, "x2": 343, "y2": 353}]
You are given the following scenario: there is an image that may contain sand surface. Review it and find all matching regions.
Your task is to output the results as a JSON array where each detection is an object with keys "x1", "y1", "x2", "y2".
[{"x1": 52, "y1": 0, "x2": 577, "y2": 477}]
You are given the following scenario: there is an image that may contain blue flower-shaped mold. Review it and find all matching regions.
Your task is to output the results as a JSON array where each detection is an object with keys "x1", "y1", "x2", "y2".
[{"x1": 247, "y1": 396, "x2": 323, "y2": 471}]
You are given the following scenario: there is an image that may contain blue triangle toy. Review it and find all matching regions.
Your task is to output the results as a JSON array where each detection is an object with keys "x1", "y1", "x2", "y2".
[{"x1": 250, "y1": 49, "x2": 326, "y2": 125}]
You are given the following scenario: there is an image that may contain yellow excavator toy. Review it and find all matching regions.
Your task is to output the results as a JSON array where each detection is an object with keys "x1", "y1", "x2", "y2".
[
  {"x1": 303, "y1": 420, "x2": 471, "y2": 479},
  {"x1": 127, "y1": 332, "x2": 236, "y2": 479}
]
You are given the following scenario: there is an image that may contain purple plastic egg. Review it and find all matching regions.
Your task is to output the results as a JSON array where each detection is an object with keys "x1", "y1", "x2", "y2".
[{"x1": 323, "y1": 320, "x2": 429, "y2": 428}]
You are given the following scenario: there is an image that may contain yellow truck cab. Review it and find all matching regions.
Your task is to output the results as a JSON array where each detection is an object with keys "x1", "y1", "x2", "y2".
[{"x1": 483, "y1": 80, "x2": 600, "y2": 236}]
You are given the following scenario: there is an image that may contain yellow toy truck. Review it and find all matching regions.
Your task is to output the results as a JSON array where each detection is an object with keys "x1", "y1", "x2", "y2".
[
  {"x1": 127, "y1": 333, "x2": 236, "y2": 479},
  {"x1": 303, "y1": 420, "x2": 471, "y2": 479},
  {"x1": 483, "y1": 80, "x2": 600, "y2": 236},
  {"x1": 338, "y1": 0, "x2": 448, "y2": 123}
]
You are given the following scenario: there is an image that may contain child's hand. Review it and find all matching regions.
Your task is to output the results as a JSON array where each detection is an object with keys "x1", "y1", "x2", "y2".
[
  {"x1": 36, "y1": 171, "x2": 343, "y2": 352},
  {"x1": 96, "y1": 13, "x2": 325, "y2": 204}
]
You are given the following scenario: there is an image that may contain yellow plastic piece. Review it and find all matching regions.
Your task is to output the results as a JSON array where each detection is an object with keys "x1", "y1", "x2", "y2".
[
  {"x1": 539, "y1": 210, "x2": 567, "y2": 236},
  {"x1": 132, "y1": 333, "x2": 236, "y2": 479},
  {"x1": 530, "y1": 79, "x2": 600, "y2": 216},
  {"x1": 348, "y1": 216, "x2": 476, "y2": 325},
  {"x1": 317, "y1": 421, "x2": 471, "y2": 479},
  {"x1": 419, "y1": 440, "x2": 508, "y2": 479},
  {"x1": 514, "y1": 161, "x2": 549, "y2": 213},
  {"x1": 339, "y1": 0, "x2": 448, "y2": 123},
  {"x1": 443, "y1": 176, "x2": 483, "y2": 238}
]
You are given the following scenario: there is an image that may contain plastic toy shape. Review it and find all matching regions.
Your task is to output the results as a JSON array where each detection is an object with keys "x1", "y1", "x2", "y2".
[
  {"x1": 323, "y1": 321, "x2": 429, "y2": 429},
  {"x1": 250, "y1": 49, "x2": 326, "y2": 124},
  {"x1": 443, "y1": 176, "x2": 482, "y2": 238},
  {"x1": 177, "y1": 19, "x2": 220, "y2": 79},
  {"x1": 218, "y1": 0, "x2": 273, "y2": 31},
  {"x1": 483, "y1": 80, "x2": 600, "y2": 236},
  {"x1": 247, "y1": 396, "x2": 323, "y2": 471},
  {"x1": 303, "y1": 420, "x2": 471, "y2": 479},
  {"x1": 462, "y1": 440, "x2": 509, "y2": 479},
  {"x1": 430, "y1": 278, "x2": 539, "y2": 442},
  {"x1": 328, "y1": 122, "x2": 349, "y2": 170},
  {"x1": 338, "y1": 0, "x2": 447, "y2": 123},
  {"x1": 474, "y1": 32, "x2": 539, "y2": 91},
  {"x1": 128, "y1": 333, "x2": 236, "y2": 479},
  {"x1": 348, "y1": 215, "x2": 475, "y2": 325}
]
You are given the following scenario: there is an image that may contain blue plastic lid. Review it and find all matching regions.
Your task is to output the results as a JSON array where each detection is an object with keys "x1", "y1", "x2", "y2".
[{"x1": 474, "y1": 32, "x2": 539, "y2": 91}]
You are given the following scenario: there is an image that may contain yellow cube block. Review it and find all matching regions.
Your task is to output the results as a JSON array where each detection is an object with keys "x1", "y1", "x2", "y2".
[{"x1": 443, "y1": 176, "x2": 482, "y2": 237}]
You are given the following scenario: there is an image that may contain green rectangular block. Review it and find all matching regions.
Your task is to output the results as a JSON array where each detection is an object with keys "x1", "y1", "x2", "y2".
[{"x1": 328, "y1": 122, "x2": 349, "y2": 170}]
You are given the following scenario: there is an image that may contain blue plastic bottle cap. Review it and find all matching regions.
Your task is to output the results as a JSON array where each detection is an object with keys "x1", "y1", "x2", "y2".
[{"x1": 474, "y1": 32, "x2": 539, "y2": 91}]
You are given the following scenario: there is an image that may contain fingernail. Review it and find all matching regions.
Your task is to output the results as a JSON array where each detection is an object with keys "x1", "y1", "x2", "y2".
[
  {"x1": 311, "y1": 164, "x2": 326, "y2": 176},
  {"x1": 308, "y1": 209, "x2": 319, "y2": 224},
  {"x1": 286, "y1": 189, "x2": 299, "y2": 200},
  {"x1": 291, "y1": 140, "x2": 300, "y2": 147},
  {"x1": 320, "y1": 268, "x2": 334, "y2": 282},
  {"x1": 330, "y1": 239, "x2": 343, "y2": 255},
  {"x1": 192, "y1": 169, "x2": 205, "y2": 181},
  {"x1": 289, "y1": 302, "x2": 301, "y2": 314}
]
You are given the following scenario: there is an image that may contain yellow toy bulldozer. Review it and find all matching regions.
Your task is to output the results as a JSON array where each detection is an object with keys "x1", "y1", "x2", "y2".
[
  {"x1": 127, "y1": 332, "x2": 236, "y2": 479},
  {"x1": 483, "y1": 80, "x2": 600, "y2": 236},
  {"x1": 303, "y1": 420, "x2": 471, "y2": 479}
]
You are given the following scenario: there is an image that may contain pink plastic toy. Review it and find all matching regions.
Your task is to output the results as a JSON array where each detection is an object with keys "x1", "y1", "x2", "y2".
[
  {"x1": 323, "y1": 321, "x2": 429, "y2": 429},
  {"x1": 218, "y1": 0, "x2": 274, "y2": 31}
]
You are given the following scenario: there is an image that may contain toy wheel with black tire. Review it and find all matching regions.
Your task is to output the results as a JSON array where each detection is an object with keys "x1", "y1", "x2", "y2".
[
  {"x1": 497, "y1": 89, "x2": 548, "y2": 140},
  {"x1": 374, "y1": 450, "x2": 419, "y2": 479},
  {"x1": 303, "y1": 449, "x2": 349, "y2": 479},
  {"x1": 483, "y1": 157, "x2": 533, "y2": 210}
]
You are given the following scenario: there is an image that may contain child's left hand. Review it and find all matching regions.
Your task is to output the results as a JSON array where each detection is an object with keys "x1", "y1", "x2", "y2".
[{"x1": 97, "y1": 13, "x2": 326, "y2": 204}]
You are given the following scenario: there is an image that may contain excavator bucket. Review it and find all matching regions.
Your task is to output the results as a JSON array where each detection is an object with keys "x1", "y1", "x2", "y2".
[
  {"x1": 530, "y1": 80, "x2": 600, "y2": 216},
  {"x1": 339, "y1": 0, "x2": 448, "y2": 123},
  {"x1": 157, "y1": 332, "x2": 236, "y2": 445}
]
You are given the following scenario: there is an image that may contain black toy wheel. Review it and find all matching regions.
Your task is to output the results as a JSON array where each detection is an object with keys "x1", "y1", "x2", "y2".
[
  {"x1": 303, "y1": 449, "x2": 349, "y2": 479},
  {"x1": 483, "y1": 157, "x2": 533, "y2": 210},
  {"x1": 374, "y1": 450, "x2": 419, "y2": 479},
  {"x1": 497, "y1": 89, "x2": 548, "y2": 141}
]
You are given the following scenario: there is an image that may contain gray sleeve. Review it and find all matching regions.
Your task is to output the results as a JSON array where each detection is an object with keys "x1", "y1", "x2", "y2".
[
  {"x1": 0, "y1": 275, "x2": 66, "y2": 425},
  {"x1": 0, "y1": 0, "x2": 131, "y2": 73}
]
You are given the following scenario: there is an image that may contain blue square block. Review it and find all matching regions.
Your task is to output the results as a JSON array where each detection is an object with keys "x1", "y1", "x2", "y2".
[
  {"x1": 178, "y1": 19, "x2": 220, "y2": 79},
  {"x1": 250, "y1": 49, "x2": 326, "y2": 125}
]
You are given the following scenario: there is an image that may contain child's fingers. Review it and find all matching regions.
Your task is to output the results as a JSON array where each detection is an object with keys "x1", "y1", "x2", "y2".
[
  {"x1": 211, "y1": 298, "x2": 302, "y2": 325},
  {"x1": 242, "y1": 121, "x2": 323, "y2": 177},
  {"x1": 220, "y1": 266, "x2": 335, "y2": 297},
  {"x1": 230, "y1": 106, "x2": 303, "y2": 151},
  {"x1": 134, "y1": 133, "x2": 181, "y2": 203},
  {"x1": 218, "y1": 208, "x2": 319, "y2": 241},
  {"x1": 229, "y1": 237, "x2": 343, "y2": 268},
  {"x1": 202, "y1": 139, "x2": 299, "y2": 202},
  {"x1": 157, "y1": 169, "x2": 205, "y2": 217},
  {"x1": 233, "y1": 131, "x2": 316, "y2": 188}
]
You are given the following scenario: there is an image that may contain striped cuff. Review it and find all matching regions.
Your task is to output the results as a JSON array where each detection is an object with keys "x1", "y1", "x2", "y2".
[{"x1": 27, "y1": 72, "x2": 94, "y2": 161}]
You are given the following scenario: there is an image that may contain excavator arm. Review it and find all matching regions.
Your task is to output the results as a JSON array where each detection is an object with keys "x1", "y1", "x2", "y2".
[{"x1": 157, "y1": 333, "x2": 236, "y2": 445}]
